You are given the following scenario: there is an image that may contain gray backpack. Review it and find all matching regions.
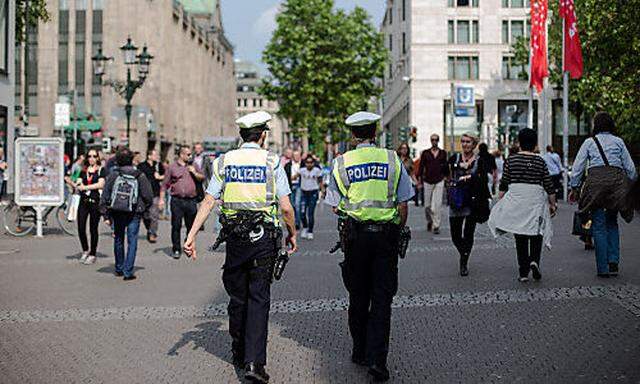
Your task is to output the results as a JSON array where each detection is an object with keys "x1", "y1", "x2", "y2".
[{"x1": 109, "y1": 171, "x2": 139, "y2": 213}]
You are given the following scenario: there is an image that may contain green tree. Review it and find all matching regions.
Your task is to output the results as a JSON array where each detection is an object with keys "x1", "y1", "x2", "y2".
[
  {"x1": 261, "y1": 0, "x2": 387, "y2": 153},
  {"x1": 16, "y1": 0, "x2": 50, "y2": 44},
  {"x1": 511, "y1": 0, "x2": 640, "y2": 143}
]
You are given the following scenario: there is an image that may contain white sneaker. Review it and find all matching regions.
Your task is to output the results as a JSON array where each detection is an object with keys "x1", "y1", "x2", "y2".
[
  {"x1": 79, "y1": 251, "x2": 89, "y2": 263},
  {"x1": 307, "y1": 232, "x2": 314, "y2": 240},
  {"x1": 300, "y1": 228, "x2": 308, "y2": 239},
  {"x1": 83, "y1": 255, "x2": 97, "y2": 265}
]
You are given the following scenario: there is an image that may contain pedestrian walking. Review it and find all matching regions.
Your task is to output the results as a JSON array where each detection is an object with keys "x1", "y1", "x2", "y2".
[
  {"x1": 184, "y1": 111, "x2": 297, "y2": 384},
  {"x1": 417, "y1": 134, "x2": 449, "y2": 234},
  {"x1": 159, "y1": 146, "x2": 205, "y2": 258},
  {"x1": 325, "y1": 111, "x2": 414, "y2": 382},
  {"x1": 447, "y1": 133, "x2": 489, "y2": 276},
  {"x1": 71, "y1": 149, "x2": 106, "y2": 265},
  {"x1": 299, "y1": 154, "x2": 323, "y2": 240},
  {"x1": 100, "y1": 147, "x2": 154, "y2": 281},
  {"x1": 570, "y1": 112, "x2": 637, "y2": 277},
  {"x1": 488, "y1": 129, "x2": 557, "y2": 282},
  {"x1": 543, "y1": 145, "x2": 564, "y2": 198},
  {"x1": 137, "y1": 149, "x2": 165, "y2": 243},
  {"x1": 284, "y1": 150, "x2": 303, "y2": 230}
]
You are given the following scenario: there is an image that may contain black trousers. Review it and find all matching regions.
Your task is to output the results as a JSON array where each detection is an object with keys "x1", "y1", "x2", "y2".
[
  {"x1": 341, "y1": 228, "x2": 399, "y2": 366},
  {"x1": 77, "y1": 199, "x2": 100, "y2": 255},
  {"x1": 514, "y1": 234, "x2": 543, "y2": 277},
  {"x1": 449, "y1": 215, "x2": 477, "y2": 256},
  {"x1": 170, "y1": 197, "x2": 197, "y2": 252},
  {"x1": 222, "y1": 234, "x2": 276, "y2": 365}
]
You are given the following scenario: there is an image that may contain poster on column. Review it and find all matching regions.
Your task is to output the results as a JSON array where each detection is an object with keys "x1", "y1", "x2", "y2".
[{"x1": 14, "y1": 138, "x2": 65, "y2": 206}]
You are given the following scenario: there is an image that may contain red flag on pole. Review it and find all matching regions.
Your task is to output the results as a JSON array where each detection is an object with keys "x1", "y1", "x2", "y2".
[
  {"x1": 529, "y1": 0, "x2": 549, "y2": 93},
  {"x1": 560, "y1": 0, "x2": 584, "y2": 78}
]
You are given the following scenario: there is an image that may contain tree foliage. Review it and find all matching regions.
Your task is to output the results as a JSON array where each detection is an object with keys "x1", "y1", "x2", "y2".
[
  {"x1": 15, "y1": 0, "x2": 50, "y2": 44},
  {"x1": 260, "y1": 0, "x2": 387, "y2": 151},
  {"x1": 511, "y1": 0, "x2": 640, "y2": 143}
]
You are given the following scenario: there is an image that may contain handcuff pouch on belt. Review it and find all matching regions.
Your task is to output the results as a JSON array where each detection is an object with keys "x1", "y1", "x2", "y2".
[{"x1": 329, "y1": 215, "x2": 411, "y2": 259}]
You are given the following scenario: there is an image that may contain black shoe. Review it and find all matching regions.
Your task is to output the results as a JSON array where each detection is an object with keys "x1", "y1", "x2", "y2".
[
  {"x1": 368, "y1": 364, "x2": 390, "y2": 382},
  {"x1": 114, "y1": 271, "x2": 124, "y2": 277},
  {"x1": 427, "y1": 222, "x2": 433, "y2": 232},
  {"x1": 433, "y1": 227, "x2": 440, "y2": 235},
  {"x1": 172, "y1": 250, "x2": 181, "y2": 259},
  {"x1": 597, "y1": 273, "x2": 610, "y2": 278},
  {"x1": 244, "y1": 363, "x2": 269, "y2": 383},
  {"x1": 584, "y1": 243, "x2": 595, "y2": 251},
  {"x1": 351, "y1": 354, "x2": 367, "y2": 367},
  {"x1": 530, "y1": 262, "x2": 542, "y2": 281},
  {"x1": 123, "y1": 275, "x2": 137, "y2": 281}
]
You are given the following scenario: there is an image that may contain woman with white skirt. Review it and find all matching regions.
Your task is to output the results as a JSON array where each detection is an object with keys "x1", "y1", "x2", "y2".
[{"x1": 488, "y1": 129, "x2": 557, "y2": 282}]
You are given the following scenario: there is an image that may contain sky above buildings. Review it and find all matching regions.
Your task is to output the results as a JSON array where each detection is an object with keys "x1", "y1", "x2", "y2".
[{"x1": 220, "y1": 0, "x2": 386, "y2": 73}]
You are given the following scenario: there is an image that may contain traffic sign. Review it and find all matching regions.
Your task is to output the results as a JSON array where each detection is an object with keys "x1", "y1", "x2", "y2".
[
  {"x1": 54, "y1": 103, "x2": 71, "y2": 127},
  {"x1": 455, "y1": 85, "x2": 475, "y2": 108}
]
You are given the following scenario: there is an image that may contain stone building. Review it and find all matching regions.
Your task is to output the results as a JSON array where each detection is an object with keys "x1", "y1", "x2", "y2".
[
  {"x1": 381, "y1": 0, "x2": 565, "y2": 153},
  {"x1": 15, "y1": 0, "x2": 236, "y2": 159},
  {"x1": 234, "y1": 59, "x2": 289, "y2": 152},
  {"x1": 0, "y1": 0, "x2": 14, "y2": 192}
]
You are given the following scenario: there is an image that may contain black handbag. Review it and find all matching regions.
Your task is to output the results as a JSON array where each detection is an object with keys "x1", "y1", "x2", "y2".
[{"x1": 572, "y1": 211, "x2": 592, "y2": 237}]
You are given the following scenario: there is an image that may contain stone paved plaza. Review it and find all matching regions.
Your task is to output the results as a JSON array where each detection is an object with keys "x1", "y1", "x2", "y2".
[{"x1": 1, "y1": 203, "x2": 640, "y2": 383}]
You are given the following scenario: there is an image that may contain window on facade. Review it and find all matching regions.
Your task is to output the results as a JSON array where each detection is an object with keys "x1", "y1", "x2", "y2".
[
  {"x1": 402, "y1": 33, "x2": 406, "y2": 54},
  {"x1": 0, "y1": 0, "x2": 8, "y2": 74},
  {"x1": 449, "y1": 20, "x2": 479, "y2": 45},
  {"x1": 259, "y1": 99, "x2": 263, "y2": 107},
  {"x1": 503, "y1": 20, "x2": 529, "y2": 44},
  {"x1": 457, "y1": 21, "x2": 470, "y2": 44},
  {"x1": 58, "y1": 43, "x2": 68, "y2": 91},
  {"x1": 75, "y1": 10, "x2": 86, "y2": 88},
  {"x1": 388, "y1": 34, "x2": 392, "y2": 51},
  {"x1": 502, "y1": 0, "x2": 529, "y2": 6},
  {"x1": 27, "y1": 24, "x2": 38, "y2": 115},
  {"x1": 237, "y1": 99, "x2": 241, "y2": 107},
  {"x1": 91, "y1": 92, "x2": 102, "y2": 116},
  {"x1": 449, "y1": 0, "x2": 479, "y2": 7},
  {"x1": 402, "y1": 0, "x2": 406, "y2": 21},
  {"x1": 448, "y1": 56, "x2": 479, "y2": 80},
  {"x1": 511, "y1": 20, "x2": 524, "y2": 42},
  {"x1": 448, "y1": 21, "x2": 455, "y2": 44},
  {"x1": 389, "y1": 7, "x2": 392, "y2": 24},
  {"x1": 502, "y1": 56, "x2": 526, "y2": 80},
  {"x1": 472, "y1": 21, "x2": 479, "y2": 43},
  {"x1": 243, "y1": 99, "x2": 248, "y2": 107}
]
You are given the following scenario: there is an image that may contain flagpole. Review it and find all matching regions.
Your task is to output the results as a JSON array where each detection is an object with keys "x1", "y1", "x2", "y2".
[{"x1": 562, "y1": 18, "x2": 570, "y2": 201}]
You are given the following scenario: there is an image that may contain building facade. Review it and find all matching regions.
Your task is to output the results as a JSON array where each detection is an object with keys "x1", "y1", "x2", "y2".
[
  {"x1": 381, "y1": 0, "x2": 560, "y2": 154},
  {"x1": 15, "y1": 0, "x2": 236, "y2": 159},
  {"x1": 0, "y1": 0, "x2": 14, "y2": 192},
  {"x1": 234, "y1": 59, "x2": 289, "y2": 152}
]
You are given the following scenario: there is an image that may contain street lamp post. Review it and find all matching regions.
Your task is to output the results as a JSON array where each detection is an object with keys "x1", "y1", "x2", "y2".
[{"x1": 91, "y1": 37, "x2": 153, "y2": 146}]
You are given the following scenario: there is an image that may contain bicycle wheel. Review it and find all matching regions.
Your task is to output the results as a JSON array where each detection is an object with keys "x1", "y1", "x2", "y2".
[
  {"x1": 56, "y1": 203, "x2": 77, "y2": 236},
  {"x1": 2, "y1": 203, "x2": 35, "y2": 237}
]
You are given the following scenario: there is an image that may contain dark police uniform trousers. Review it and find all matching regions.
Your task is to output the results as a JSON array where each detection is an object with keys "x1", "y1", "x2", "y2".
[
  {"x1": 341, "y1": 224, "x2": 399, "y2": 366},
  {"x1": 222, "y1": 230, "x2": 276, "y2": 365}
]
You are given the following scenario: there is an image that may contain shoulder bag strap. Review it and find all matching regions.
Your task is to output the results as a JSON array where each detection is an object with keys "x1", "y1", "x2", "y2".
[{"x1": 593, "y1": 136, "x2": 610, "y2": 167}]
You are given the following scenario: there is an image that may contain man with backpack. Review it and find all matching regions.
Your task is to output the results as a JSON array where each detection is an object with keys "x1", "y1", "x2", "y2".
[{"x1": 101, "y1": 147, "x2": 154, "y2": 281}]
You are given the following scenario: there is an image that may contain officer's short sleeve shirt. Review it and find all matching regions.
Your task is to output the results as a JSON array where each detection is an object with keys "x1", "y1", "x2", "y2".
[{"x1": 205, "y1": 143, "x2": 291, "y2": 200}]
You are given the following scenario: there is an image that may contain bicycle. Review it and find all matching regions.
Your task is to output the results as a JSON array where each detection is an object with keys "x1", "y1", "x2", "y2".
[{"x1": 1, "y1": 196, "x2": 76, "y2": 237}]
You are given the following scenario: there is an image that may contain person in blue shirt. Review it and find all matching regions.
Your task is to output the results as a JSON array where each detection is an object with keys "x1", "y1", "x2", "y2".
[
  {"x1": 543, "y1": 145, "x2": 564, "y2": 197},
  {"x1": 570, "y1": 112, "x2": 637, "y2": 278}
]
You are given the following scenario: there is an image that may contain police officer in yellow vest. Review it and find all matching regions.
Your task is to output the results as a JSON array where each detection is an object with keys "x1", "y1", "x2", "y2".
[
  {"x1": 184, "y1": 111, "x2": 297, "y2": 384},
  {"x1": 325, "y1": 111, "x2": 414, "y2": 382}
]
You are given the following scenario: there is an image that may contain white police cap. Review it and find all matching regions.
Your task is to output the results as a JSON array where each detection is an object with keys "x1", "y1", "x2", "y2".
[
  {"x1": 345, "y1": 111, "x2": 381, "y2": 127},
  {"x1": 236, "y1": 111, "x2": 272, "y2": 130}
]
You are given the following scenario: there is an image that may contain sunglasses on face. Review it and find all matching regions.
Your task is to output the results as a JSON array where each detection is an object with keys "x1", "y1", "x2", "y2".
[{"x1": 88, "y1": 154, "x2": 98, "y2": 158}]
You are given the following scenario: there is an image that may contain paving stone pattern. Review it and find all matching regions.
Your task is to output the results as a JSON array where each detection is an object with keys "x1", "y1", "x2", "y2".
[{"x1": 1, "y1": 203, "x2": 640, "y2": 383}]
